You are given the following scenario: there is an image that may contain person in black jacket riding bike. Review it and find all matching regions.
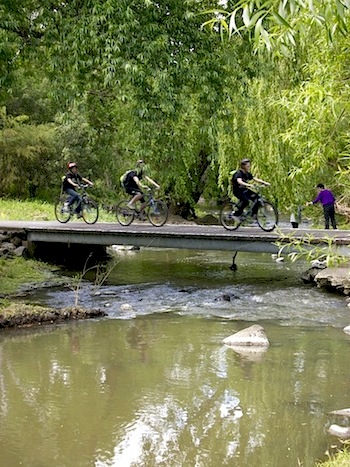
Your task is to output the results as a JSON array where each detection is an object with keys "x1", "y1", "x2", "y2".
[{"x1": 231, "y1": 159, "x2": 270, "y2": 219}]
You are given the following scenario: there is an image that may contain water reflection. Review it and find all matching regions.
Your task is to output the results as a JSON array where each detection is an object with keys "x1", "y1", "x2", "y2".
[
  {"x1": 0, "y1": 319, "x2": 349, "y2": 467},
  {"x1": 1, "y1": 249, "x2": 350, "y2": 466},
  {"x1": 226, "y1": 345, "x2": 269, "y2": 363}
]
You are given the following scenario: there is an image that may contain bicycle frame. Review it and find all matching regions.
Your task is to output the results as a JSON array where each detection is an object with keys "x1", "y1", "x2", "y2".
[
  {"x1": 134, "y1": 190, "x2": 157, "y2": 213},
  {"x1": 220, "y1": 185, "x2": 278, "y2": 232},
  {"x1": 116, "y1": 188, "x2": 168, "y2": 227},
  {"x1": 239, "y1": 191, "x2": 263, "y2": 220},
  {"x1": 55, "y1": 184, "x2": 99, "y2": 224},
  {"x1": 66, "y1": 187, "x2": 88, "y2": 212}
]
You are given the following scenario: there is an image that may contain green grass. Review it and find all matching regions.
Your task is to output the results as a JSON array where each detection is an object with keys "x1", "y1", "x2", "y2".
[
  {"x1": 316, "y1": 448, "x2": 350, "y2": 466},
  {"x1": 0, "y1": 303, "x2": 55, "y2": 318},
  {"x1": 0, "y1": 199, "x2": 55, "y2": 221},
  {"x1": 0, "y1": 256, "x2": 54, "y2": 296},
  {"x1": 0, "y1": 198, "x2": 116, "y2": 222}
]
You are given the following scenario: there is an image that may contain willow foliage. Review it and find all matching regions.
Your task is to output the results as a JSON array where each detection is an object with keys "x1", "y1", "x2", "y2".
[
  {"x1": 210, "y1": 1, "x2": 350, "y2": 210},
  {"x1": 204, "y1": 0, "x2": 350, "y2": 54}
]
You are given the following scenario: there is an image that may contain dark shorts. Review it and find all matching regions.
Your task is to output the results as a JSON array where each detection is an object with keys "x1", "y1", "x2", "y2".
[{"x1": 124, "y1": 186, "x2": 145, "y2": 202}]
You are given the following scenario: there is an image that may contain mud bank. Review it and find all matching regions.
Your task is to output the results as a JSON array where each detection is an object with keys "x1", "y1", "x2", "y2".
[{"x1": 0, "y1": 304, "x2": 107, "y2": 329}]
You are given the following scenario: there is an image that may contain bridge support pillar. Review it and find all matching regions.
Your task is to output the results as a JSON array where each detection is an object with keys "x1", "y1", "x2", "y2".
[{"x1": 229, "y1": 251, "x2": 238, "y2": 271}]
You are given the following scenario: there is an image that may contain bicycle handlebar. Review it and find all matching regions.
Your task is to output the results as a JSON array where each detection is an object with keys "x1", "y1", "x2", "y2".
[
  {"x1": 249, "y1": 183, "x2": 270, "y2": 193},
  {"x1": 144, "y1": 186, "x2": 160, "y2": 193},
  {"x1": 251, "y1": 183, "x2": 270, "y2": 188}
]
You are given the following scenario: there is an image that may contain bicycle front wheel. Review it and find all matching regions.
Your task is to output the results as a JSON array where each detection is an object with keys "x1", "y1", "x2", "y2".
[
  {"x1": 148, "y1": 200, "x2": 168, "y2": 227},
  {"x1": 257, "y1": 201, "x2": 278, "y2": 232},
  {"x1": 220, "y1": 202, "x2": 241, "y2": 230},
  {"x1": 116, "y1": 200, "x2": 135, "y2": 226},
  {"x1": 82, "y1": 199, "x2": 99, "y2": 224},
  {"x1": 54, "y1": 198, "x2": 71, "y2": 223}
]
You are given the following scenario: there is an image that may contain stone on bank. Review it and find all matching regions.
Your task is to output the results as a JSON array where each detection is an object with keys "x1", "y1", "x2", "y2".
[
  {"x1": 302, "y1": 264, "x2": 350, "y2": 295},
  {"x1": 0, "y1": 230, "x2": 28, "y2": 258}
]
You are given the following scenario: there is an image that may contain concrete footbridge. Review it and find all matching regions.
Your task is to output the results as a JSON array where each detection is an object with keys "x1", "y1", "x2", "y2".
[{"x1": 0, "y1": 221, "x2": 349, "y2": 256}]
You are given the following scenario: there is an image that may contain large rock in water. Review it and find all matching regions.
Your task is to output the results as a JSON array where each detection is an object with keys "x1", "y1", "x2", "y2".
[
  {"x1": 223, "y1": 324, "x2": 270, "y2": 347},
  {"x1": 328, "y1": 424, "x2": 350, "y2": 439}
]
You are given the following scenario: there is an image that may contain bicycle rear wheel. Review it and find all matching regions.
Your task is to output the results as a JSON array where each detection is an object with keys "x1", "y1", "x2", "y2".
[
  {"x1": 116, "y1": 200, "x2": 135, "y2": 226},
  {"x1": 54, "y1": 198, "x2": 71, "y2": 223},
  {"x1": 148, "y1": 200, "x2": 168, "y2": 227},
  {"x1": 257, "y1": 201, "x2": 278, "y2": 232},
  {"x1": 220, "y1": 202, "x2": 241, "y2": 230},
  {"x1": 82, "y1": 199, "x2": 99, "y2": 224}
]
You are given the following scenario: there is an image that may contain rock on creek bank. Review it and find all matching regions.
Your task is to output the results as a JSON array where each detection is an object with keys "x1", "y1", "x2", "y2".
[{"x1": 302, "y1": 263, "x2": 350, "y2": 296}]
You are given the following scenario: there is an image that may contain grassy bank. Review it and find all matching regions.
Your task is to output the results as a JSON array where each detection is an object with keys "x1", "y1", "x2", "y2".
[
  {"x1": 0, "y1": 199, "x2": 71, "y2": 299},
  {"x1": 0, "y1": 303, "x2": 106, "y2": 328},
  {"x1": 0, "y1": 256, "x2": 55, "y2": 297},
  {"x1": 0, "y1": 199, "x2": 109, "y2": 324},
  {"x1": 0, "y1": 199, "x2": 54, "y2": 221},
  {"x1": 0, "y1": 255, "x2": 107, "y2": 328},
  {"x1": 0, "y1": 198, "x2": 115, "y2": 222},
  {"x1": 316, "y1": 448, "x2": 350, "y2": 466}
]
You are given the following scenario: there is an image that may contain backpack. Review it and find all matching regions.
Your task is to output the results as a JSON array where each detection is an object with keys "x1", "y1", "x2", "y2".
[
  {"x1": 230, "y1": 170, "x2": 237, "y2": 187},
  {"x1": 120, "y1": 170, "x2": 133, "y2": 189}
]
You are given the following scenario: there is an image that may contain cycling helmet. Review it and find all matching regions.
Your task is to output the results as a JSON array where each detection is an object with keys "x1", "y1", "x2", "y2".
[
  {"x1": 135, "y1": 159, "x2": 145, "y2": 176},
  {"x1": 68, "y1": 162, "x2": 77, "y2": 169}
]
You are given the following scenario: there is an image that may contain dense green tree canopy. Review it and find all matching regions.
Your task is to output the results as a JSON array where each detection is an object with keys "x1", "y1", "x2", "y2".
[
  {"x1": 1, "y1": 0, "x2": 350, "y2": 220},
  {"x1": 1, "y1": 0, "x2": 246, "y2": 211}
]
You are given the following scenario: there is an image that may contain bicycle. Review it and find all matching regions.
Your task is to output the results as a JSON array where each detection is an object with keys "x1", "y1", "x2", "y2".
[
  {"x1": 116, "y1": 189, "x2": 168, "y2": 227},
  {"x1": 220, "y1": 185, "x2": 278, "y2": 232},
  {"x1": 54, "y1": 184, "x2": 99, "y2": 224}
]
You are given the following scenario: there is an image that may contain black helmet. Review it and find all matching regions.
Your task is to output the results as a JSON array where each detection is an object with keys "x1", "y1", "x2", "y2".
[{"x1": 68, "y1": 162, "x2": 77, "y2": 169}]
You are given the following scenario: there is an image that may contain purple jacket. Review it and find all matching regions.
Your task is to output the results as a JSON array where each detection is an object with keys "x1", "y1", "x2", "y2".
[{"x1": 312, "y1": 189, "x2": 335, "y2": 206}]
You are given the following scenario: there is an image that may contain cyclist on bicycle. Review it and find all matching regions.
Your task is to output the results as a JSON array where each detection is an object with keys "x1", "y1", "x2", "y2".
[
  {"x1": 62, "y1": 162, "x2": 94, "y2": 217},
  {"x1": 231, "y1": 159, "x2": 270, "y2": 218},
  {"x1": 123, "y1": 160, "x2": 160, "y2": 211}
]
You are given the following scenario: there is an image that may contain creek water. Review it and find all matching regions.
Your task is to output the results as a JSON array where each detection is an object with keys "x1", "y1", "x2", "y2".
[{"x1": 1, "y1": 248, "x2": 350, "y2": 467}]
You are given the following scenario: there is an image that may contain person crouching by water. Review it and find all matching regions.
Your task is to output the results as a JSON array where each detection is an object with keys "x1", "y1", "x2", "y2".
[{"x1": 306, "y1": 183, "x2": 337, "y2": 229}]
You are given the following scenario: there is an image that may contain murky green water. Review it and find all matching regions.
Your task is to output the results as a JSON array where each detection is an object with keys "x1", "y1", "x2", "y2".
[{"x1": 1, "y1": 248, "x2": 350, "y2": 466}]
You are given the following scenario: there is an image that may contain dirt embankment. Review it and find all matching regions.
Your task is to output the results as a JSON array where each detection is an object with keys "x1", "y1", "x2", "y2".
[{"x1": 0, "y1": 304, "x2": 106, "y2": 329}]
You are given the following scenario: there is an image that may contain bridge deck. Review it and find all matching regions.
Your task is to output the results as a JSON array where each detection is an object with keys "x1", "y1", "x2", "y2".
[{"x1": 0, "y1": 221, "x2": 349, "y2": 254}]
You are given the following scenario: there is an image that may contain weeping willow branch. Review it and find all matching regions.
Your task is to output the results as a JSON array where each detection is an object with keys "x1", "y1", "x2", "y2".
[{"x1": 274, "y1": 231, "x2": 348, "y2": 267}]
